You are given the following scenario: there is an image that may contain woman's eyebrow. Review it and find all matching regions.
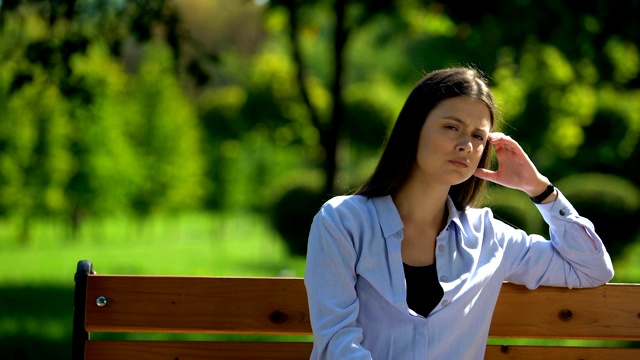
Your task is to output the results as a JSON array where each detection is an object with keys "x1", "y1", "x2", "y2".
[{"x1": 443, "y1": 116, "x2": 489, "y2": 133}]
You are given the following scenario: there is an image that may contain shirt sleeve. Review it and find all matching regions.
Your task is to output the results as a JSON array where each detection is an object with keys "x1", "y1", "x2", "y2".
[
  {"x1": 304, "y1": 203, "x2": 373, "y2": 360},
  {"x1": 497, "y1": 189, "x2": 615, "y2": 289}
]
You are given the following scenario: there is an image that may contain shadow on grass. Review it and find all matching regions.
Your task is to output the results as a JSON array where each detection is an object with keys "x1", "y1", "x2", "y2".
[{"x1": 0, "y1": 285, "x2": 74, "y2": 360}]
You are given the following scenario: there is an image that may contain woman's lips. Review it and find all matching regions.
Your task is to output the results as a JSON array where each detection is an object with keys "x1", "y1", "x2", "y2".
[{"x1": 449, "y1": 159, "x2": 469, "y2": 168}]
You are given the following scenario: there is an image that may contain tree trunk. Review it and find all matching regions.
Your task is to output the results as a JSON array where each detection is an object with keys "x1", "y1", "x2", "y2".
[
  {"x1": 323, "y1": 0, "x2": 348, "y2": 197},
  {"x1": 284, "y1": 0, "x2": 349, "y2": 197}
]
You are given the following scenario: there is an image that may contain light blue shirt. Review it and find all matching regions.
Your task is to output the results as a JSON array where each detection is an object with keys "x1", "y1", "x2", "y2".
[{"x1": 304, "y1": 190, "x2": 614, "y2": 359}]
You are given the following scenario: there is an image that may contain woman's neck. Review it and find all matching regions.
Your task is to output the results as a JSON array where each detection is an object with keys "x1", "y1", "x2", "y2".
[{"x1": 392, "y1": 175, "x2": 450, "y2": 229}]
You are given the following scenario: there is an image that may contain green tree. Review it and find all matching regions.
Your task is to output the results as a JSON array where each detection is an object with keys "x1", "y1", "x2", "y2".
[
  {"x1": 267, "y1": 0, "x2": 397, "y2": 196},
  {"x1": 0, "y1": 3, "x2": 207, "y2": 241},
  {"x1": 263, "y1": 0, "x2": 481, "y2": 194},
  {"x1": 256, "y1": 0, "x2": 640, "y2": 255},
  {"x1": 0, "y1": 8, "x2": 75, "y2": 244},
  {"x1": 68, "y1": 41, "x2": 206, "y2": 219},
  {"x1": 441, "y1": 0, "x2": 640, "y2": 255},
  {"x1": 126, "y1": 42, "x2": 206, "y2": 214},
  {"x1": 441, "y1": 1, "x2": 640, "y2": 179},
  {"x1": 0, "y1": 77, "x2": 74, "y2": 244}
]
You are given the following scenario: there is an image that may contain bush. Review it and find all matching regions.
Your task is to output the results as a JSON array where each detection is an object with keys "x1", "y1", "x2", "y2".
[
  {"x1": 270, "y1": 186, "x2": 325, "y2": 257},
  {"x1": 482, "y1": 186, "x2": 544, "y2": 235}
]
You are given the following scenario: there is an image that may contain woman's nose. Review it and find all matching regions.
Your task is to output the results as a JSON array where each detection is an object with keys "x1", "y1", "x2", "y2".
[{"x1": 457, "y1": 138, "x2": 472, "y2": 153}]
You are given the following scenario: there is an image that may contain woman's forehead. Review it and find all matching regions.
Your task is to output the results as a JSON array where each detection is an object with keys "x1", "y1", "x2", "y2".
[{"x1": 428, "y1": 96, "x2": 492, "y2": 130}]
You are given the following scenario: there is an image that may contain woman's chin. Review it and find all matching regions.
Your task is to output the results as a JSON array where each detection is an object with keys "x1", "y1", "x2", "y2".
[{"x1": 448, "y1": 173, "x2": 475, "y2": 186}]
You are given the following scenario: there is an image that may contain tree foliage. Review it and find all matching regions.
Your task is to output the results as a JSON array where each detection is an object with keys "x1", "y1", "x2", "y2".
[
  {"x1": 0, "y1": 0, "x2": 639, "y2": 256},
  {"x1": 262, "y1": 0, "x2": 640, "y2": 256},
  {"x1": 0, "y1": 2, "x2": 206, "y2": 242}
]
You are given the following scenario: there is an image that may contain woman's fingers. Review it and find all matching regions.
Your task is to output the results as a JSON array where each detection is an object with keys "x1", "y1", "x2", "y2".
[
  {"x1": 488, "y1": 132, "x2": 514, "y2": 143},
  {"x1": 488, "y1": 132, "x2": 531, "y2": 163},
  {"x1": 488, "y1": 132, "x2": 520, "y2": 152},
  {"x1": 474, "y1": 167, "x2": 498, "y2": 182},
  {"x1": 477, "y1": 132, "x2": 549, "y2": 194}
]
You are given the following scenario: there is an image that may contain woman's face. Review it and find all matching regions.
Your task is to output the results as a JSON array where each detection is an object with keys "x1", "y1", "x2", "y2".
[{"x1": 413, "y1": 96, "x2": 492, "y2": 186}]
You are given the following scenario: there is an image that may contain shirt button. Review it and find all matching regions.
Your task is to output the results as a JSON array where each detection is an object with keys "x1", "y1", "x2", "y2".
[
  {"x1": 438, "y1": 244, "x2": 445, "y2": 252},
  {"x1": 440, "y1": 275, "x2": 448, "y2": 282},
  {"x1": 441, "y1": 300, "x2": 449, "y2": 306},
  {"x1": 559, "y1": 209, "x2": 566, "y2": 216}
]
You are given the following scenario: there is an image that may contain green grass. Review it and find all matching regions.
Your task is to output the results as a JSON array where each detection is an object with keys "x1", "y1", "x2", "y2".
[
  {"x1": 0, "y1": 212, "x2": 306, "y2": 284},
  {"x1": 0, "y1": 211, "x2": 306, "y2": 360}
]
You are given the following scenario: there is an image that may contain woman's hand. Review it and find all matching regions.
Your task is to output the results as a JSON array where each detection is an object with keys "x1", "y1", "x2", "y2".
[{"x1": 474, "y1": 132, "x2": 557, "y2": 203}]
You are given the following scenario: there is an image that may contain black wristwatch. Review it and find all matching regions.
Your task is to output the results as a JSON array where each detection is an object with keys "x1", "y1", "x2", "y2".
[{"x1": 530, "y1": 183, "x2": 555, "y2": 204}]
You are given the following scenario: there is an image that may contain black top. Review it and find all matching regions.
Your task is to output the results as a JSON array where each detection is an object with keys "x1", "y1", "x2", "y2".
[{"x1": 403, "y1": 262, "x2": 444, "y2": 317}]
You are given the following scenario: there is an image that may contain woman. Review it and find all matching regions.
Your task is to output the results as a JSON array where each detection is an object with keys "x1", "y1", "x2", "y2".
[{"x1": 304, "y1": 67, "x2": 614, "y2": 359}]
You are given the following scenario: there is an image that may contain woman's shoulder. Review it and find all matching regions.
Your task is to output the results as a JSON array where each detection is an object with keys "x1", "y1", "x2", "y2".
[
  {"x1": 320, "y1": 194, "x2": 372, "y2": 214},
  {"x1": 318, "y1": 194, "x2": 394, "y2": 225},
  {"x1": 311, "y1": 195, "x2": 380, "y2": 235},
  {"x1": 319, "y1": 194, "x2": 398, "y2": 231},
  {"x1": 463, "y1": 205, "x2": 494, "y2": 218},
  {"x1": 459, "y1": 205, "x2": 500, "y2": 228},
  {"x1": 461, "y1": 205, "x2": 526, "y2": 239}
]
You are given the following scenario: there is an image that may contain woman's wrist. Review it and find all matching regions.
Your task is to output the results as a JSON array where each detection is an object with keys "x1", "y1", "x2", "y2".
[
  {"x1": 538, "y1": 187, "x2": 558, "y2": 204},
  {"x1": 530, "y1": 183, "x2": 557, "y2": 204},
  {"x1": 524, "y1": 176, "x2": 558, "y2": 204},
  {"x1": 524, "y1": 177, "x2": 552, "y2": 198}
]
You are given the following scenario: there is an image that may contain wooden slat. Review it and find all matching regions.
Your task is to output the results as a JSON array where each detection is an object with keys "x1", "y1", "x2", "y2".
[
  {"x1": 85, "y1": 275, "x2": 312, "y2": 335},
  {"x1": 85, "y1": 275, "x2": 640, "y2": 343},
  {"x1": 485, "y1": 344, "x2": 640, "y2": 359},
  {"x1": 489, "y1": 283, "x2": 640, "y2": 340},
  {"x1": 85, "y1": 341, "x2": 313, "y2": 360},
  {"x1": 85, "y1": 341, "x2": 640, "y2": 360}
]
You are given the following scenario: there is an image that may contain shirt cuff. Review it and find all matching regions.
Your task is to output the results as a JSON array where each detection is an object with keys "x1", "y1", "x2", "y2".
[{"x1": 535, "y1": 189, "x2": 581, "y2": 225}]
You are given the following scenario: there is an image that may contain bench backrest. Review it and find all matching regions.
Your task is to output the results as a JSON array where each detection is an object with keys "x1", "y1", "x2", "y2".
[{"x1": 73, "y1": 260, "x2": 640, "y2": 359}]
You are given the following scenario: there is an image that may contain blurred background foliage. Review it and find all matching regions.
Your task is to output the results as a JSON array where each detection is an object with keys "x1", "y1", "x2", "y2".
[
  {"x1": 0, "y1": 0, "x2": 637, "y2": 256},
  {"x1": 1, "y1": 0, "x2": 640, "y2": 357},
  {"x1": 0, "y1": 0, "x2": 638, "y2": 256}
]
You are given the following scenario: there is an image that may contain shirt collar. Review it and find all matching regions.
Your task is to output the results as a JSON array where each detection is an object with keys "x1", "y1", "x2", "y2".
[
  {"x1": 445, "y1": 196, "x2": 467, "y2": 237},
  {"x1": 371, "y1": 195, "x2": 467, "y2": 239},
  {"x1": 371, "y1": 195, "x2": 404, "y2": 239}
]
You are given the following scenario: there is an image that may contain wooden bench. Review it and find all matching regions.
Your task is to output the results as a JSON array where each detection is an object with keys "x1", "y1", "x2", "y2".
[{"x1": 72, "y1": 259, "x2": 640, "y2": 359}]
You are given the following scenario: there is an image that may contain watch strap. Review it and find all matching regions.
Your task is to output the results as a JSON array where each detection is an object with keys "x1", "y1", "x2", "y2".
[{"x1": 531, "y1": 183, "x2": 555, "y2": 204}]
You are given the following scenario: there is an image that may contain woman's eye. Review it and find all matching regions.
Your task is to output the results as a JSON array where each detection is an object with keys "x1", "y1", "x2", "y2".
[
  {"x1": 445, "y1": 125, "x2": 458, "y2": 131},
  {"x1": 474, "y1": 134, "x2": 484, "y2": 141}
]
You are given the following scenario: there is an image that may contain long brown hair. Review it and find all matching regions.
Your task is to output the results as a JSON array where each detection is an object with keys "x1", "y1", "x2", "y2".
[{"x1": 355, "y1": 67, "x2": 497, "y2": 210}]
